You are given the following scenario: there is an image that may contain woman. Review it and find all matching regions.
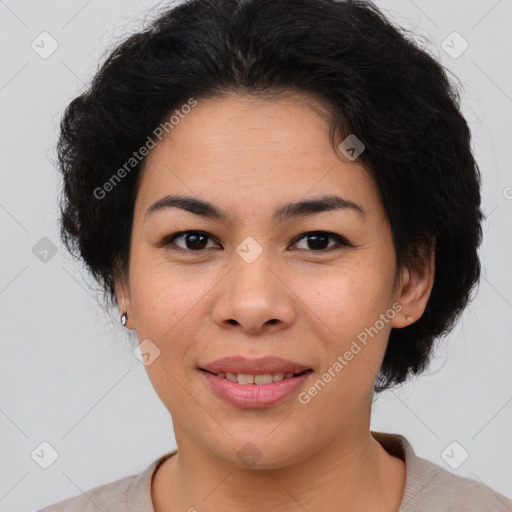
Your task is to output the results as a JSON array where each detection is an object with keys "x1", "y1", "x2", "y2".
[{"x1": 39, "y1": 0, "x2": 512, "y2": 510}]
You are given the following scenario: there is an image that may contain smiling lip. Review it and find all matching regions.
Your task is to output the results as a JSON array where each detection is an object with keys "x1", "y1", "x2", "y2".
[
  {"x1": 199, "y1": 356, "x2": 312, "y2": 409},
  {"x1": 200, "y1": 356, "x2": 311, "y2": 375},
  {"x1": 201, "y1": 371, "x2": 311, "y2": 408}
]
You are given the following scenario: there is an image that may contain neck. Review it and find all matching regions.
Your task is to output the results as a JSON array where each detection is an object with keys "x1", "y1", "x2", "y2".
[{"x1": 152, "y1": 424, "x2": 405, "y2": 512}]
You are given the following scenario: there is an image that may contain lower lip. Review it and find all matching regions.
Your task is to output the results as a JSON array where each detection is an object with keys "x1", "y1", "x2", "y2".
[{"x1": 201, "y1": 370, "x2": 311, "y2": 409}]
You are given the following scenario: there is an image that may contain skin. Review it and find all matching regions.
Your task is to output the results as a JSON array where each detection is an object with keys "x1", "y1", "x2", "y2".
[{"x1": 115, "y1": 92, "x2": 434, "y2": 512}]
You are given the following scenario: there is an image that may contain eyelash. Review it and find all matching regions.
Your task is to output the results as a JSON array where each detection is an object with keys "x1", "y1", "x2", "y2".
[{"x1": 158, "y1": 230, "x2": 354, "y2": 253}]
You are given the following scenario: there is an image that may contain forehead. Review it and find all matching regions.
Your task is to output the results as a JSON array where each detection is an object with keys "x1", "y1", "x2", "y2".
[{"x1": 134, "y1": 92, "x2": 382, "y2": 221}]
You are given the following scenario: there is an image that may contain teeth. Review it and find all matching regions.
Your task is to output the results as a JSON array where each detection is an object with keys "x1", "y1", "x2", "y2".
[
  {"x1": 255, "y1": 373, "x2": 274, "y2": 384},
  {"x1": 217, "y1": 371, "x2": 300, "y2": 384},
  {"x1": 237, "y1": 373, "x2": 255, "y2": 385}
]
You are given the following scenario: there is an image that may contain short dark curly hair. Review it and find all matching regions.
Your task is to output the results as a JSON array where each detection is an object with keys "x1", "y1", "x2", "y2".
[{"x1": 57, "y1": 0, "x2": 483, "y2": 393}]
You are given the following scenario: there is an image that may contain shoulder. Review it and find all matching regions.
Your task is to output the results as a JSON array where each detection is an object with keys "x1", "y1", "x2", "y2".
[
  {"x1": 37, "y1": 474, "x2": 135, "y2": 512},
  {"x1": 372, "y1": 431, "x2": 512, "y2": 512},
  {"x1": 36, "y1": 451, "x2": 176, "y2": 512},
  {"x1": 406, "y1": 459, "x2": 512, "y2": 511}
]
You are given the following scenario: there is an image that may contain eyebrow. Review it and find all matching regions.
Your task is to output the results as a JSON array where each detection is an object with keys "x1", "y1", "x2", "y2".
[{"x1": 144, "y1": 194, "x2": 365, "y2": 223}]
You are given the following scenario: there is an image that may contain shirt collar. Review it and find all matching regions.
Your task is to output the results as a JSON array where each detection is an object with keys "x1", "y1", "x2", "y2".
[
  {"x1": 127, "y1": 449, "x2": 177, "y2": 512},
  {"x1": 371, "y1": 430, "x2": 441, "y2": 510}
]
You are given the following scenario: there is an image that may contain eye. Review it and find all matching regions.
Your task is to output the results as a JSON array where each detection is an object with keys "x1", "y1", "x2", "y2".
[
  {"x1": 160, "y1": 231, "x2": 220, "y2": 251},
  {"x1": 158, "y1": 230, "x2": 353, "y2": 253},
  {"x1": 290, "y1": 231, "x2": 353, "y2": 252}
]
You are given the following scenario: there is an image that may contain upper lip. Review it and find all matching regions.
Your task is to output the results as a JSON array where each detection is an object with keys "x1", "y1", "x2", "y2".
[{"x1": 200, "y1": 356, "x2": 312, "y2": 375}]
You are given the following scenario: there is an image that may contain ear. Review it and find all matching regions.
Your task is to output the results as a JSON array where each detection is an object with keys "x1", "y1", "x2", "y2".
[
  {"x1": 391, "y1": 240, "x2": 435, "y2": 328},
  {"x1": 114, "y1": 267, "x2": 135, "y2": 330}
]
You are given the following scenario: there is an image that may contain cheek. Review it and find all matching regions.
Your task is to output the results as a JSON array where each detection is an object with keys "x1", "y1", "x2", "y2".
[
  {"x1": 129, "y1": 256, "x2": 213, "y2": 344},
  {"x1": 294, "y1": 262, "x2": 395, "y2": 385},
  {"x1": 128, "y1": 262, "x2": 211, "y2": 407},
  {"x1": 296, "y1": 262, "x2": 392, "y2": 332}
]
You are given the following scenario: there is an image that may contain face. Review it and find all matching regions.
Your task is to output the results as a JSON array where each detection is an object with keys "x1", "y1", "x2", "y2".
[{"x1": 116, "y1": 92, "x2": 431, "y2": 468}]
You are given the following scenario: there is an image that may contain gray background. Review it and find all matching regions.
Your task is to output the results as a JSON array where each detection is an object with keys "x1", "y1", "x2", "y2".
[{"x1": 1, "y1": 0, "x2": 511, "y2": 510}]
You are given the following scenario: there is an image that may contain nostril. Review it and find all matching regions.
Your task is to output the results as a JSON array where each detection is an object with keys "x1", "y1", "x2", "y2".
[{"x1": 226, "y1": 319, "x2": 278, "y2": 325}]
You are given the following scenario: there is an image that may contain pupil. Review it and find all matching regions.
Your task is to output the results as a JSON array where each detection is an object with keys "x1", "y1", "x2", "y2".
[
  {"x1": 308, "y1": 233, "x2": 328, "y2": 250},
  {"x1": 187, "y1": 233, "x2": 207, "y2": 250}
]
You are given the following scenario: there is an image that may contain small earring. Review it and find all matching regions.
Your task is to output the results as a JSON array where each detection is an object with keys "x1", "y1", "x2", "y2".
[
  {"x1": 121, "y1": 311, "x2": 128, "y2": 326},
  {"x1": 405, "y1": 314, "x2": 413, "y2": 321}
]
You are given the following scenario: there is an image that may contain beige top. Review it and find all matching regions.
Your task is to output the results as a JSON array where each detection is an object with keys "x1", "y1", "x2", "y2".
[{"x1": 38, "y1": 431, "x2": 512, "y2": 511}]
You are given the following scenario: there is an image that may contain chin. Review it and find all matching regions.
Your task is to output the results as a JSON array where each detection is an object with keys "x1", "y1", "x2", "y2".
[{"x1": 206, "y1": 435, "x2": 310, "y2": 470}]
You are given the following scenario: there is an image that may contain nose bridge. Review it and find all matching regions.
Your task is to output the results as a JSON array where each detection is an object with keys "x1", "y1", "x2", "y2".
[
  {"x1": 212, "y1": 236, "x2": 295, "y2": 332},
  {"x1": 230, "y1": 239, "x2": 278, "y2": 306}
]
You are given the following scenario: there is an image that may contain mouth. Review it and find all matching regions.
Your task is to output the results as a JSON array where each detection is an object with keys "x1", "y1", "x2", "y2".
[
  {"x1": 200, "y1": 369, "x2": 313, "y2": 409},
  {"x1": 200, "y1": 368, "x2": 312, "y2": 385},
  {"x1": 199, "y1": 355, "x2": 312, "y2": 376},
  {"x1": 198, "y1": 356, "x2": 314, "y2": 409}
]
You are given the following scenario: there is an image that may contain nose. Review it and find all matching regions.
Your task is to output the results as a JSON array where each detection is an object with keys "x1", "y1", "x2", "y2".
[{"x1": 211, "y1": 248, "x2": 296, "y2": 335}]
